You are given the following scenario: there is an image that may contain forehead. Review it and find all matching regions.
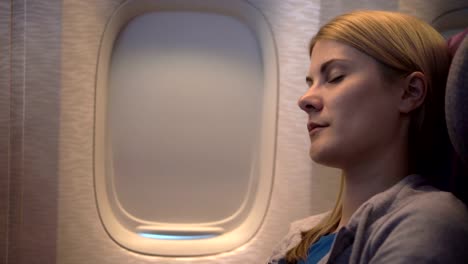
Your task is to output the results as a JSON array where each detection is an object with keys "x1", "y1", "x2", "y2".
[{"x1": 309, "y1": 39, "x2": 374, "y2": 72}]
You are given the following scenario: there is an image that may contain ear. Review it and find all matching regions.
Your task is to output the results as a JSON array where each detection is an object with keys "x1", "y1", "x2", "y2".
[{"x1": 398, "y1": 71, "x2": 427, "y2": 114}]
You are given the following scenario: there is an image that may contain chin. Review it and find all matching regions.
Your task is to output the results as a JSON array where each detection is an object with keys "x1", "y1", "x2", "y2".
[{"x1": 309, "y1": 146, "x2": 342, "y2": 168}]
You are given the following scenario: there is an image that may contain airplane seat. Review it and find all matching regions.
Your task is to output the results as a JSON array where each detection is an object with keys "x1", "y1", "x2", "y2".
[{"x1": 445, "y1": 30, "x2": 468, "y2": 205}]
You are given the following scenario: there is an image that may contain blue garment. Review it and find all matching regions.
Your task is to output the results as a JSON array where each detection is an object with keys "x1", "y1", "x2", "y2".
[
  {"x1": 298, "y1": 233, "x2": 336, "y2": 264},
  {"x1": 275, "y1": 233, "x2": 336, "y2": 264}
]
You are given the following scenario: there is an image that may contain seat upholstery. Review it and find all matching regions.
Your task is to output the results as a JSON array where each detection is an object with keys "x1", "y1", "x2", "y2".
[
  {"x1": 446, "y1": 33, "x2": 468, "y2": 166},
  {"x1": 445, "y1": 32, "x2": 468, "y2": 204}
]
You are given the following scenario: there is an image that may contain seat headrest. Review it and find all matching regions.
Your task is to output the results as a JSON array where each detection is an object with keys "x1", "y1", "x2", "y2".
[{"x1": 446, "y1": 33, "x2": 468, "y2": 166}]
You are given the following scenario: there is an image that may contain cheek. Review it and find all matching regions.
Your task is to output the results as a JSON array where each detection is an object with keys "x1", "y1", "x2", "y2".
[
  {"x1": 328, "y1": 81, "x2": 397, "y2": 148},
  {"x1": 330, "y1": 84, "x2": 369, "y2": 131}
]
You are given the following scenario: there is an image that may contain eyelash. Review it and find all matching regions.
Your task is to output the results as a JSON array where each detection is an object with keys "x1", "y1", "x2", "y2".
[
  {"x1": 328, "y1": 75, "x2": 344, "y2": 84},
  {"x1": 305, "y1": 75, "x2": 344, "y2": 88}
]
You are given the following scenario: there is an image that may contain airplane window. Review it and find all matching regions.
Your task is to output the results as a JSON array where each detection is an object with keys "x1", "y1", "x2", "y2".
[{"x1": 94, "y1": 0, "x2": 277, "y2": 256}]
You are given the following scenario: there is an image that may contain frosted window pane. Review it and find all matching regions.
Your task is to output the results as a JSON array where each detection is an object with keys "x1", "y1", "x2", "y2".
[{"x1": 108, "y1": 11, "x2": 263, "y2": 223}]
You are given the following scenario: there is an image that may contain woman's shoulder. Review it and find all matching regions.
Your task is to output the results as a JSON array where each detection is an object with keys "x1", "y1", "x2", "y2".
[
  {"x1": 267, "y1": 212, "x2": 330, "y2": 263},
  {"x1": 361, "y1": 182, "x2": 468, "y2": 263},
  {"x1": 405, "y1": 187, "x2": 466, "y2": 212},
  {"x1": 359, "y1": 174, "x2": 468, "y2": 225},
  {"x1": 386, "y1": 188, "x2": 468, "y2": 232},
  {"x1": 382, "y1": 176, "x2": 468, "y2": 225},
  {"x1": 364, "y1": 191, "x2": 468, "y2": 263},
  {"x1": 364, "y1": 175, "x2": 468, "y2": 235},
  {"x1": 336, "y1": 176, "x2": 468, "y2": 263}
]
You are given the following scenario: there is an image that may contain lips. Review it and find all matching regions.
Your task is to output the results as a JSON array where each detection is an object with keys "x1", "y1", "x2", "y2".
[{"x1": 307, "y1": 122, "x2": 328, "y2": 133}]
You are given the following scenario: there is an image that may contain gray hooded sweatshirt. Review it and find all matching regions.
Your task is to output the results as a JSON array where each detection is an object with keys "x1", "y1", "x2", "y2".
[{"x1": 268, "y1": 174, "x2": 468, "y2": 264}]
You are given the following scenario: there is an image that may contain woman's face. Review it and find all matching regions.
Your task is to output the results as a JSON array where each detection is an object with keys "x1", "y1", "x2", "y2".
[{"x1": 298, "y1": 39, "x2": 404, "y2": 169}]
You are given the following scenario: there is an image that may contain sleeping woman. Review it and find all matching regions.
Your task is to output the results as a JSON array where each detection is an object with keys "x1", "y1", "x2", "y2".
[{"x1": 268, "y1": 10, "x2": 468, "y2": 264}]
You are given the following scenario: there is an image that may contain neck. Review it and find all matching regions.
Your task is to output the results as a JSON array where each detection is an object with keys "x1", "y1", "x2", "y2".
[{"x1": 336, "y1": 138, "x2": 409, "y2": 231}]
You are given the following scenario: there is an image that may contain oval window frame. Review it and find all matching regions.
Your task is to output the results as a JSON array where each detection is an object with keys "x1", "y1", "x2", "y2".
[{"x1": 94, "y1": 0, "x2": 278, "y2": 256}]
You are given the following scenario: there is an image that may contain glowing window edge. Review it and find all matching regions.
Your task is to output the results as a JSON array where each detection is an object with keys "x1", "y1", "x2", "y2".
[{"x1": 139, "y1": 233, "x2": 218, "y2": 240}]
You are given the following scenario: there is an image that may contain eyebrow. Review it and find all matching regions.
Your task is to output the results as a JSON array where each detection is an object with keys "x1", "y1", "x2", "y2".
[{"x1": 306, "y1": 59, "x2": 351, "y2": 85}]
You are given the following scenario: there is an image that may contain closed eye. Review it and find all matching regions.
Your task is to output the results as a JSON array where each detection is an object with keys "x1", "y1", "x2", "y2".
[{"x1": 328, "y1": 75, "x2": 344, "y2": 84}]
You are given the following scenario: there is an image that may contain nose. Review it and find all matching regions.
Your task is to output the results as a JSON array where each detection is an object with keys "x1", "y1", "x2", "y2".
[{"x1": 298, "y1": 90, "x2": 323, "y2": 113}]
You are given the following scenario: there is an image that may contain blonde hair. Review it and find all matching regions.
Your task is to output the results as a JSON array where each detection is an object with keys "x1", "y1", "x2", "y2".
[{"x1": 286, "y1": 10, "x2": 450, "y2": 263}]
